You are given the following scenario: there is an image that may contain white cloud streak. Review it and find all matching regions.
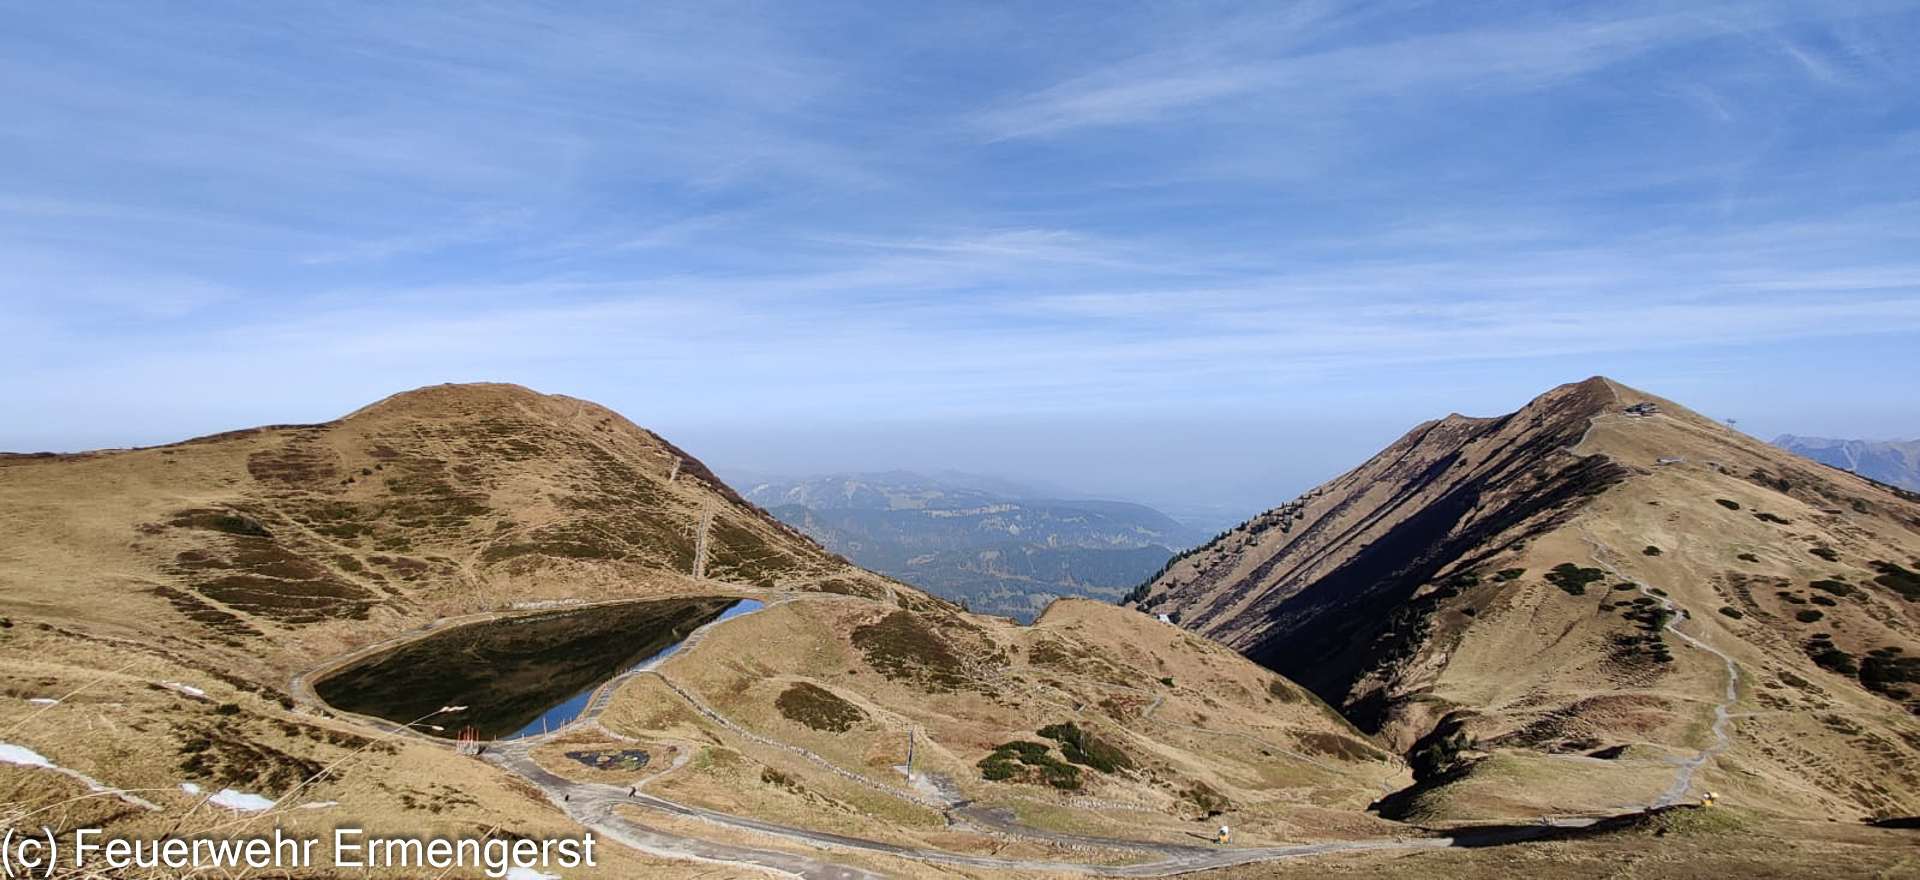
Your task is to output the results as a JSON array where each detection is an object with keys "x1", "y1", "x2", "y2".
[{"x1": 3, "y1": 1, "x2": 1918, "y2": 460}]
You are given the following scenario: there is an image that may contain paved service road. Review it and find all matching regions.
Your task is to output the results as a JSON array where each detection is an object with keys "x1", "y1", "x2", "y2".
[
  {"x1": 487, "y1": 737, "x2": 1474, "y2": 877},
  {"x1": 302, "y1": 589, "x2": 1635, "y2": 878}
]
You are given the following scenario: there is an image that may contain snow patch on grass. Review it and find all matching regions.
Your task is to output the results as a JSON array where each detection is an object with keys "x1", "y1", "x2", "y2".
[
  {"x1": 209, "y1": 788, "x2": 276, "y2": 812},
  {"x1": 2, "y1": 741, "x2": 160, "y2": 811},
  {"x1": 0, "y1": 743, "x2": 54, "y2": 768}
]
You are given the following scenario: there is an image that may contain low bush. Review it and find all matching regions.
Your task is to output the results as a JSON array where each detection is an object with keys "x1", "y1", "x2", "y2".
[
  {"x1": 851, "y1": 610, "x2": 966, "y2": 689},
  {"x1": 1038, "y1": 721, "x2": 1133, "y2": 773},
  {"x1": 775, "y1": 682, "x2": 866, "y2": 733},
  {"x1": 1809, "y1": 578, "x2": 1856, "y2": 597},
  {"x1": 1870, "y1": 561, "x2": 1920, "y2": 601},
  {"x1": 1546, "y1": 563, "x2": 1605, "y2": 596},
  {"x1": 978, "y1": 740, "x2": 1080, "y2": 789},
  {"x1": 1806, "y1": 635, "x2": 1858, "y2": 675}
]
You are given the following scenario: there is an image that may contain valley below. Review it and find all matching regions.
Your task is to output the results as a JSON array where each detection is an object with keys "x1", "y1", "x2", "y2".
[{"x1": 744, "y1": 473, "x2": 1205, "y2": 622}]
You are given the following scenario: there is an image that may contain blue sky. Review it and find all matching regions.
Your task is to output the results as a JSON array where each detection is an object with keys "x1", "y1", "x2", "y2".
[{"x1": 3, "y1": 1, "x2": 1917, "y2": 517}]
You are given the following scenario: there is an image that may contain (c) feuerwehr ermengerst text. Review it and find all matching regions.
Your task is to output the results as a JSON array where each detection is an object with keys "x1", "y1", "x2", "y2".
[{"x1": 2, "y1": 827, "x2": 595, "y2": 877}]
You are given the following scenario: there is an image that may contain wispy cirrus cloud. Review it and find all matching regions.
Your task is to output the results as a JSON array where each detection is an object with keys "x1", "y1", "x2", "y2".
[
  {"x1": 975, "y1": 4, "x2": 1705, "y2": 139},
  {"x1": 3, "y1": 1, "x2": 1919, "y2": 496}
]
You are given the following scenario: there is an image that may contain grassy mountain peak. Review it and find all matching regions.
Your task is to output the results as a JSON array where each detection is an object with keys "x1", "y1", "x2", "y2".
[{"x1": 1131, "y1": 376, "x2": 1920, "y2": 823}]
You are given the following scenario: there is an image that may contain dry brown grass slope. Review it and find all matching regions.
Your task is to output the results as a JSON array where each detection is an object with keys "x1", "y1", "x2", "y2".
[
  {"x1": 0, "y1": 382, "x2": 1406, "y2": 877},
  {"x1": 1130, "y1": 377, "x2": 1920, "y2": 825},
  {"x1": 0, "y1": 382, "x2": 906, "y2": 876},
  {"x1": 635, "y1": 595, "x2": 1409, "y2": 854},
  {"x1": 0, "y1": 382, "x2": 898, "y2": 676}
]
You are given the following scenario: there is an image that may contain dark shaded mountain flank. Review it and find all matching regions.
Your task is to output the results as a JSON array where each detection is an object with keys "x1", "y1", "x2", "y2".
[
  {"x1": 1126, "y1": 375, "x2": 1920, "y2": 825},
  {"x1": 1242, "y1": 382, "x2": 1625, "y2": 723},
  {"x1": 1247, "y1": 446, "x2": 1624, "y2": 730},
  {"x1": 1128, "y1": 378, "x2": 1631, "y2": 726}
]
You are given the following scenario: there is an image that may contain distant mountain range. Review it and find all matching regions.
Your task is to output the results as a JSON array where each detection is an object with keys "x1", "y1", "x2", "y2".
[
  {"x1": 743, "y1": 472, "x2": 1207, "y2": 621},
  {"x1": 1773, "y1": 435, "x2": 1920, "y2": 491}
]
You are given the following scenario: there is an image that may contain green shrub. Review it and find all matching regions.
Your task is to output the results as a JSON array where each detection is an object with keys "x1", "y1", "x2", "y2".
[
  {"x1": 1184, "y1": 782, "x2": 1230, "y2": 816},
  {"x1": 1809, "y1": 579, "x2": 1856, "y2": 597},
  {"x1": 1806, "y1": 635, "x2": 1858, "y2": 675},
  {"x1": 1643, "y1": 545, "x2": 1662, "y2": 556},
  {"x1": 1715, "y1": 499, "x2": 1741, "y2": 511},
  {"x1": 1795, "y1": 609, "x2": 1825, "y2": 623},
  {"x1": 761, "y1": 768, "x2": 808, "y2": 794},
  {"x1": 1860, "y1": 650, "x2": 1920, "y2": 698},
  {"x1": 1411, "y1": 730, "x2": 1473, "y2": 780},
  {"x1": 1870, "y1": 561, "x2": 1920, "y2": 601},
  {"x1": 1717, "y1": 606, "x2": 1743, "y2": 619},
  {"x1": 1037, "y1": 722, "x2": 1133, "y2": 773},
  {"x1": 172, "y1": 510, "x2": 272, "y2": 538},
  {"x1": 977, "y1": 740, "x2": 1081, "y2": 790},
  {"x1": 978, "y1": 755, "x2": 1020, "y2": 781},
  {"x1": 851, "y1": 611, "x2": 965, "y2": 689},
  {"x1": 775, "y1": 682, "x2": 866, "y2": 733},
  {"x1": 1545, "y1": 563, "x2": 1605, "y2": 596}
]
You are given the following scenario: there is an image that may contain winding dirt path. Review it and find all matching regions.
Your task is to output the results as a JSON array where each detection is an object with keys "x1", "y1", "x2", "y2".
[
  {"x1": 1578, "y1": 521, "x2": 1740, "y2": 807},
  {"x1": 296, "y1": 594, "x2": 1613, "y2": 877},
  {"x1": 1565, "y1": 379, "x2": 1740, "y2": 807},
  {"x1": 483, "y1": 739, "x2": 1476, "y2": 880}
]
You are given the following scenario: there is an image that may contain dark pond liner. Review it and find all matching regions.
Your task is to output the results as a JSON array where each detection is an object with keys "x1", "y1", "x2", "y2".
[{"x1": 314, "y1": 596, "x2": 746, "y2": 740}]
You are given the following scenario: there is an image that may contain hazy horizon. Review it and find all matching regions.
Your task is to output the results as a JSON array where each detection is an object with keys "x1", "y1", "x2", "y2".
[{"x1": 8, "y1": 373, "x2": 1912, "y2": 534}]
